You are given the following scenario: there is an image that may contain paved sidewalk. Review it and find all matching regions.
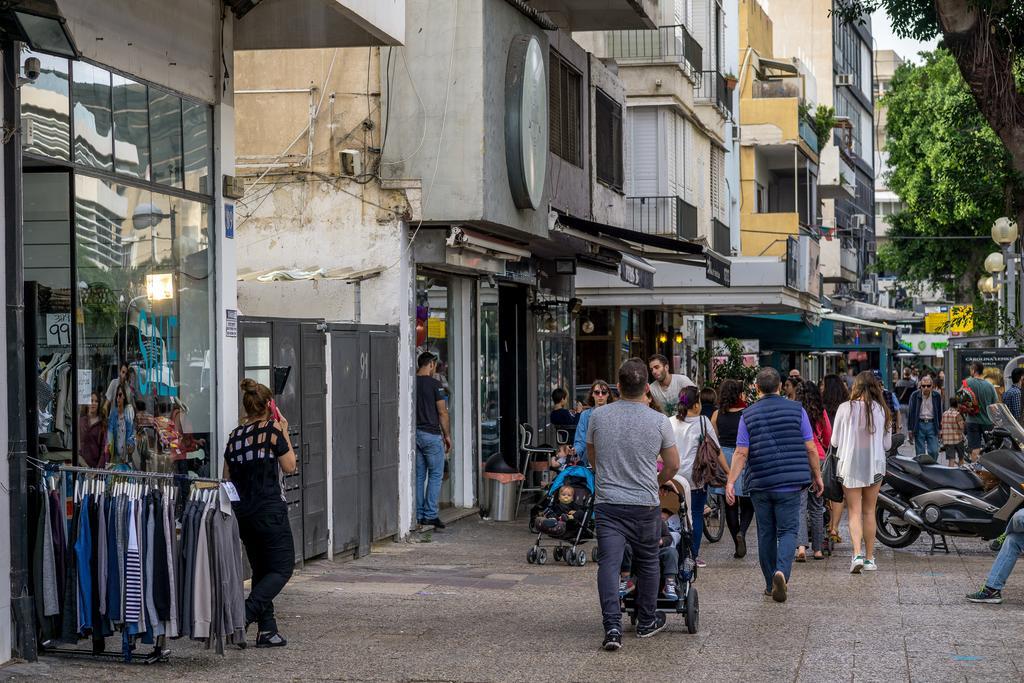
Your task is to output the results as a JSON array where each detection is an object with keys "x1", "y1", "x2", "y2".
[{"x1": 5, "y1": 510, "x2": 1024, "y2": 682}]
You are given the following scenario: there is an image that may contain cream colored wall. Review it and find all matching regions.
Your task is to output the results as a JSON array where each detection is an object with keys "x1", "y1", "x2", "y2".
[
  {"x1": 767, "y1": 0, "x2": 833, "y2": 108},
  {"x1": 739, "y1": 0, "x2": 773, "y2": 58}
]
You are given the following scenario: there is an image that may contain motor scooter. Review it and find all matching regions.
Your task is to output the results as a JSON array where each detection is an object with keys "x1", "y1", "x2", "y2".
[{"x1": 875, "y1": 404, "x2": 1024, "y2": 552}]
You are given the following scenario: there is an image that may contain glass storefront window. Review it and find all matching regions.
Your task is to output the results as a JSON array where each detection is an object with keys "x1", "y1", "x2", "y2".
[
  {"x1": 182, "y1": 101, "x2": 212, "y2": 194},
  {"x1": 112, "y1": 74, "x2": 150, "y2": 180},
  {"x1": 74, "y1": 174, "x2": 215, "y2": 475},
  {"x1": 149, "y1": 88, "x2": 183, "y2": 188},
  {"x1": 536, "y1": 308, "x2": 573, "y2": 425},
  {"x1": 21, "y1": 50, "x2": 70, "y2": 161},
  {"x1": 72, "y1": 62, "x2": 113, "y2": 170}
]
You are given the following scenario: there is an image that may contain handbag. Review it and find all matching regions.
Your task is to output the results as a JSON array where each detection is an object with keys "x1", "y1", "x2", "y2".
[
  {"x1": 692, "y1": 417, "x2": 726, "y2": 489},
  {"x1": 821, "y1": 446, "x2": 844, "y2": 502}
]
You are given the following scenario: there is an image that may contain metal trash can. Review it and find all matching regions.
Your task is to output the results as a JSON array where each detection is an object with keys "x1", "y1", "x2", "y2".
[{"x1": 484, "y1": 472, "x2": 524, "y2": 522}]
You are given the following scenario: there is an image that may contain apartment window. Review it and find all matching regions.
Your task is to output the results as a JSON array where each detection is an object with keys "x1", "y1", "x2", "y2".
[
  {"x1": 549, "y1": 50, "x2": 583, "y2": 167},
  {"x1": 755, "y1": 182, "x2": 767, "y2": 213},
  {"x1": 710, "y1": 145, "x2": 725, "y2": 222},
  {"x1": 595, "y1": 90, "x2": 623, "y2": 191}
]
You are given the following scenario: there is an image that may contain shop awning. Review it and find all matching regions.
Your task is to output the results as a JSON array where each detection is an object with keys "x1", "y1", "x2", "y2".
[
  {"x1": 822, "y1": 311, "x2": 897, "y2": 332},
  {"x1": 233, "y1": 0, "x2": 405, "y2": 50},
  {"x1": 553, "y1": 213, "x2": 706, "y2": 266}
]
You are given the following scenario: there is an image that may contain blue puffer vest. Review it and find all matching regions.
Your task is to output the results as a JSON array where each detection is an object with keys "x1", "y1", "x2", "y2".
[{"x1": 743, "y1": 394, "x2": 811, "y2": 493}]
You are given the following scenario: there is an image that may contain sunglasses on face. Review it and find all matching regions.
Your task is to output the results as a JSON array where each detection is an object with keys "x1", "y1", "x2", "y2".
[
  {"x1": 593, "y1": 389, "x2": 608, "y2": 396},
  {"x1": 921, "y1": 384, "x2": 933, "y2": 388}
]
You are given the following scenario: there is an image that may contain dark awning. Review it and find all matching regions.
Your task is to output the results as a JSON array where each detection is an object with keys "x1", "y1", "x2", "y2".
[{"x1": 554, "y1": 212, "x2": 705, "y2": 262}]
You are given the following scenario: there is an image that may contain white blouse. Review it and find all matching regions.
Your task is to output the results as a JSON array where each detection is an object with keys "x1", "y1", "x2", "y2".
[
  {"x1": 830, "y1": 399, "x2": 892, "y2": 489},
  {"x1": 669, "y1": 414, "x2": 720, "y2": 487}
]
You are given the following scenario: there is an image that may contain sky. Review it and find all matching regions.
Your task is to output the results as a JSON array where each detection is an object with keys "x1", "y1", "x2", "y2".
[{"x1": 871, "y1": 8, "x2": 938, "y2": 64}]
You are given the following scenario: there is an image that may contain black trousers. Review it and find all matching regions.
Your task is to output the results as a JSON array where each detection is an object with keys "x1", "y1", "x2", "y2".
[
  {"x1": 238, "y1": 507, "x2": 295, "y2": 633},
  {"x1": 595, "y1": 503, "x2": 661, "y2": 633}
]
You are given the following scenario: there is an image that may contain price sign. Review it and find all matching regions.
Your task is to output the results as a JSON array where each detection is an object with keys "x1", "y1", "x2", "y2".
[{"x1": 46, "y1": 313, "x2": 71, "y2": 347}]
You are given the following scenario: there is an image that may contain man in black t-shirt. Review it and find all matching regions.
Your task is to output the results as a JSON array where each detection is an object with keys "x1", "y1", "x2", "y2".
[
  {"x1": 894, "y1": 367, "x2": 916, "y2": 435},
  {"x1": 416, "y1": 352, "x2": 451, "y2": 530}
]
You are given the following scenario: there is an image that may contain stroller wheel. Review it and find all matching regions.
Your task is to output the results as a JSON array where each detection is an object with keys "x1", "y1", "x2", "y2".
[
  {"x1": 553, "y1": 547, "x2": 564, "y2": 562},
  {"x1": 537, "y1": 548, "x2": 548, "y2": 565},
  {"x1": 685, "y1": 586, "x2": 699, "y2": 634},
  {"x1": 576, "y1": 549, "x2": 587, "y2": 567},
  {"x1": 526, "y1": 547, "x2": 537, "y2": 564},
  {"x1": 566, "y1": 551, "x2": 576, "y2": 566}
]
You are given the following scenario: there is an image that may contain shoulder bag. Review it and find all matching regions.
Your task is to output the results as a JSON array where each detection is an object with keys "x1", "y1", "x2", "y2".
[
  {"x1": 692, "y1": 417, "x2": 726, "y2": 489},
  {"x1": 821, "y1": 445, "x2": 844, "y2": 502}
]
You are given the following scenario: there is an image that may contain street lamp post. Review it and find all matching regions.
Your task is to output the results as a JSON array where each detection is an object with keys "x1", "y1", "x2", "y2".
[{"x1": 992, "y1": 217, "x2": 1019, "y2": 325}]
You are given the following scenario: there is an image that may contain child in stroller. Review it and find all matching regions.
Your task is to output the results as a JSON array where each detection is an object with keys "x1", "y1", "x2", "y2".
[{"x1": 526, "y1": 466, "x2": 595, "y2": 567}]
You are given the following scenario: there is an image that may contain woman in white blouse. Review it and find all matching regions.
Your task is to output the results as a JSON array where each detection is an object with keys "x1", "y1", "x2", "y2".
[{"x1": 830, "y1": 371, "x2": 892, "y2": 574}]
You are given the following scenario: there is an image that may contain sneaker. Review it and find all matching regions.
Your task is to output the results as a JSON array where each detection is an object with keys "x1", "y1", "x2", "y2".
[
  {"x1": 771, "y1": 571, "x2": 787, "y2": 603},
  {"x1": 602, "y1": 629, "x2": 623, "y2": 651},
  {"x1": 256, "y1": 631, "x2": 287, "y2": 648},
  {"x1": 425, "y1": 517, "x2": 446, "y2": 530},
  {"x1": 863, "y1": 558, "x2": 878, "y2": 571},
  {"x1": 966, "y1": 586, "x2": 1003, "y2": 604},
  {"x1": 734, "y1": 533, "x2": 747, "y2": 559},
  {"x1": 850, "y1": 555, "x2": 865, "y2": 574},
  {"x1": 618, "y1": 577, "x2": 634, "y2": 598},
  {"x1": 663, "y1": 578, "x2": 679, "y2": 602},
  {"x1": 695, "y1": 557, "x2": 707, "y2": 568},
  {"x1": 636, "y1": 611, "x2": 667, "y2": 638}
]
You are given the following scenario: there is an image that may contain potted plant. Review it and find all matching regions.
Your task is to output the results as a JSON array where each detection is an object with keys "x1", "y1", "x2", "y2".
[{"x1": 723, "y1": 71, "x2": 738, "y2": 91}]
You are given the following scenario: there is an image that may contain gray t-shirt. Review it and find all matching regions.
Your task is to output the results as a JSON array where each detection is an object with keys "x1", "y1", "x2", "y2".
[
  {"x1": 648, "y1": 374, "x2": 696, "y2": 417},
  {"x1": 586, "y1": 401, "x2": 674, "y2": 506}
]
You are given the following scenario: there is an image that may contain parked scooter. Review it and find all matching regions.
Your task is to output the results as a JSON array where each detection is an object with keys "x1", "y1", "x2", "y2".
[{"x1": 875, "y1": 404, "x2": 1024, "y2": 549}]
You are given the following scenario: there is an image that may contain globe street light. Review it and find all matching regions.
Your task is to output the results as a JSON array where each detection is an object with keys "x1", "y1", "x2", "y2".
[
  {"x1": 985, "y1": 251, "x2": 1006, "y2": 274},
  {"x1": 992, "y1": 217, "x2": 1019, "y2": 246},
  {"x1": 991, "y1": 217, "x2": 1020, "y2": 325},
  {"x1": 978, "y1": 275, "x2": 996, "y2": 296}
]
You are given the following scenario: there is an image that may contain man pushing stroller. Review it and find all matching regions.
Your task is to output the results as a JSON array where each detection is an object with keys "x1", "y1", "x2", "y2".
[{"x1": 585, "y1": 358, "x2": 681, "y2": 651}]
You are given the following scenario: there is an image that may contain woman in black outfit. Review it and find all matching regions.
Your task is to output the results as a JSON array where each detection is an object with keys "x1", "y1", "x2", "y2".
[
  {"x1": 711, "y1": 379, "x2": 754, "y2": 558},
  {"x1": 820, "y1": 373, "x2": 850, "y2": 544},
  {"x1": 224, "y1": 379, "x2": 297, "y2": 647}
]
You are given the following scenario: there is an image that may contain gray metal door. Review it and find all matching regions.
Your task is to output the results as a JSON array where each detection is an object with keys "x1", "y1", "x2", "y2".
[
  {"x1": 300, "y1": 323, "x2": 329, "y2": 557},
  {"x1": 370, "y1": 330, "x2": 399, "y2": 540},
  {"x1": 272, "y1": 321, "x2": 305, "y2": 563},
  {"x1": 330, "y1": 329, "x2": 368, "y2": 555}
]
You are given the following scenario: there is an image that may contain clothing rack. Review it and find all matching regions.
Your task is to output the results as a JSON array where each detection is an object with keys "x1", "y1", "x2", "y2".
[{"x1": 53, "y1": 463, "x2": 221, "y2": 485}]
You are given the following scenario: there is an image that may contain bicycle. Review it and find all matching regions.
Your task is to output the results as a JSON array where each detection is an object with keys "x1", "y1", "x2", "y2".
[{"x1": 703, "y1": 490, "x2": 725, "y2": 543}]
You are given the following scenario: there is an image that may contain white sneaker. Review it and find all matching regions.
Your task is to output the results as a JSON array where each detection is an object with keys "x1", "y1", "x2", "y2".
[
  {"x1": 850, "y1": 555, "x2": 865, "y2": 574},
  {"x1": 863, "y1": 558, "x2": 877, "y2": 571}
]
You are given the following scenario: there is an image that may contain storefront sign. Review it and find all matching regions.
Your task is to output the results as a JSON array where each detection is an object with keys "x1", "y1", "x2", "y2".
[
  {"x1": 77, "y1": 369, "x2": 92, "y2": 404},
  {"x1": 427, "y1": 317, "x2": 446, "y2": 339},
  {"x1": 225, "y1": 203, "x2": 234, "y2": 239},
  {"x1": 925, "y1": 306, "x2": 972, "y2": 334},
  {"x1": 898, "y1": 333, "x2": 949, "y2": 356},
  {"x1": 225, "y1": 309, "x2": 237, "y2": 338},
  {"x1": 705, "y1": 251, "x2": 731, "y2": 288},
  {"x1": 45, "y1": 312, "x2": 71, "y2": 346},
  {"x1": 954, "y1": 347, "x2": 1021, "y2": 383},
  {"x1": 619, "y1": 261, "x2": 654, "y2": 289}
]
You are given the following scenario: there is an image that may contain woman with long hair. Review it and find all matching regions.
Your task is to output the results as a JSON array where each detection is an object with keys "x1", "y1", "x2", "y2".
[
  {"x1": 711, "y1": 379, "x2": 753, "y2": 558},
  {"x1": 106, "y1": 384, "x2": 135, "y2": 466},
  {"x1": 795, "y1": 381, "x2": 831, "y2": 561},
  {"x1": 572, "y1": 379, "x2": 616, "y2": 460},
  {"x1": 224, "y1": 378, "x2": 298, "y2": 646},
  {"x1": 670, "y1": 386, "x2": 727, "y2": 568},
  {"x1": 79, "y1": 390, "x2": 108, "y2": 468},
  {"x1": 831, "y1": 371, "x2": 892, "y2": 573},
  {"x1": 821, "y1": 373, "x2": 850, "y2": 544}
]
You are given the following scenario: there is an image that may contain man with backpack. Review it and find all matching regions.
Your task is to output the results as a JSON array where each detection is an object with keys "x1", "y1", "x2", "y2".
[{"x1": 961, "y1": 362, "x2": 998, "y2": 462}]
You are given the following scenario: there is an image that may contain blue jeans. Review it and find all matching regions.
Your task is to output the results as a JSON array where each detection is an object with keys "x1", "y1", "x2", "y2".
[
  {"x1": 914, "y1": 420, "x2": 940, "y2": 460},
  {"x1": 690, "y1": 486, "x2": 708, "y2": 558},
  {"x1": 415, "y1": 430, "x2": 445, "y2": 520},
  {"x1": 750, "y1": 489, "x2": 802, "y2": 592},
  {"x1": 986, "y1": 510, "x2": 1024, "y2": 590}
]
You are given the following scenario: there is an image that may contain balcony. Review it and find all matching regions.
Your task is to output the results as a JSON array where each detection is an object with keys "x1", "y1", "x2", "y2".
[
  {"x1": 603, "y1": 24, "x2": 703, "y2": 75},
  {"x1": 695, "y1": 70, "x2": 732, "y2": 119},
  {"x1": 740, "y1": 78, "x2": 817, "y2": 158},
  {"x1": 627, "y1": 196, "x2": 699, "y2": 240},
  {"x1": 740, "y1": 212, "x2": 803, "y2": 258},
  {"x1": 526, "y1": 0, "x2": 658, "y2": 30},
  {"x1": 820, "y1": 237, "x2": 859, "y2": 283},
  {"x1": 711, "y1": 218, "x2": 730, "y2": 254}
]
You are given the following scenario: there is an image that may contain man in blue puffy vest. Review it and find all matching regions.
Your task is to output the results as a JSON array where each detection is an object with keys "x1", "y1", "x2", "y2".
[{"x1": 725, "y1": 368, "x2": 824, "y2": 603}]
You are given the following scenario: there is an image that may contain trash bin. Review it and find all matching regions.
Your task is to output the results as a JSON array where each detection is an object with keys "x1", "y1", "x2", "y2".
[{"x1": 484, "y1": 471, "x2": 524, "y2": 521}]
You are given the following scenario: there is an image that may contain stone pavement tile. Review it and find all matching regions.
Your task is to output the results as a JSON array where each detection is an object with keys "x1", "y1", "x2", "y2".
[
  {"x1": 327, "y1": 581, "x2": 431, "y2": 595},
  {"x1": 907, "y1": 653, "x2": 984, "y2": 683},
  {"x1": 485, "y1": 573, "x2": 529, "y2": 581}
]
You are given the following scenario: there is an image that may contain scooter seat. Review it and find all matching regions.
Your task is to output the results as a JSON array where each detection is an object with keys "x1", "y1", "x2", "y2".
[{"x1": 920, "y1": 464, "x2": 983, "y2": 491}]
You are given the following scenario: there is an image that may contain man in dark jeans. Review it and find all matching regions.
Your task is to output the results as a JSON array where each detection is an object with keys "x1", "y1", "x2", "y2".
[
  {"x1": 725, "y1": 368, "x2": 823, "y2": 603},
  {"x1": 586, "y1": 358, "x2": 680, "y2": 651}
]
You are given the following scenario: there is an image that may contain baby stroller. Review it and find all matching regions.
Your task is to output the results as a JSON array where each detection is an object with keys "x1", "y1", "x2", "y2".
[
  {"x1": 526, "y1": 466, "x2": 595, "y2": 567},
  {"x1": 621, "y1": 475, "x2": 699, "y2": 634}
]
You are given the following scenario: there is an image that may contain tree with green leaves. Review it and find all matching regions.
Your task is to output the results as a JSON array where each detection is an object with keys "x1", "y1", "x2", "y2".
[{"x1": 877, "y1": 49, "x2": 1022, "y2": 300}]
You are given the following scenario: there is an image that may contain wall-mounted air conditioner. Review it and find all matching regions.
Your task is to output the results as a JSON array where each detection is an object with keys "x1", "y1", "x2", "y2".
[{"x1": 835, "y1": 74, "x2": 855, "y2": 87}]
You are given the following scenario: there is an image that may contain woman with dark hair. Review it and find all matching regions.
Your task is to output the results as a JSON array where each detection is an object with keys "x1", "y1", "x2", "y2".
[
  {"x1": 670, "y1": 386, "x2": 726, "y2": 567},
  {"x1": 821, "y1": 373, "x2": 849, "y2": 543},
  {"x1": 79, "y1": 391, "x2": 107, "y2": 468},
  {"x1": 795, "y1": 381, "x2": 831, "y2": 561},
  {"x1": 106, "y1": 384, "x2": 135, "y2": 466},
  {"x1": 711, "y1": 379, "x2": 753, "y2": 558},
  {"x1": 699, "y1": 387, "x2": 717, "y2": 418},
  {"x1": 572, "y1": 379, "x2": 616, "y2": 461},
  {"x1": 783, "y1": 376, "x2": 802, "y2": 401},
  {"x1": 831, "y1": 371, "x2": 892, "y2": 573},
  {"x1": 224, "y1": 378, "x2": 298, "y2": 646}
]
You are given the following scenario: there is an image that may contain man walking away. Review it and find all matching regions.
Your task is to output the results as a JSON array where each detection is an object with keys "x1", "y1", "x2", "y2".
[
  {"x1": 1004, "y1": 368, "x2": 1023, "y2": 423},
  {"x1": 587, "y1": 358, "x2": 680, "y2": 651},
  {"x1": 965, "y1": 362, "x2": 998, "y2": 462},
  {"x1": 415, "y1": 352, "x2": 451, "y2": 530},
  {"x1": 907, "y1": 376, "x2": 942, "y2": 463},
  {"x1": 895, "y1": 368, "x2": 916, "y2": 435},
  {"x1": 648, "y1": 354, "x2": 695, "y2": 417},
  {"x1": 725, "y1": 368, "x2": 823, "y2": 603}
]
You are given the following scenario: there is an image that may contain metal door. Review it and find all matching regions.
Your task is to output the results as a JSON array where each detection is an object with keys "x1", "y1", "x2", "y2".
[
  {"x1": 300, "y1": 323, "x2": 329, "y2": 557},
  {"x1": 330, "y1": 329, "x2": 366, "y2": 554},
  {"x1": 272, "y1": 321, "x2": 305, "y2": 563},
  {"x1": 369, "y1": 330, "x2": 399, "y2": 540}
]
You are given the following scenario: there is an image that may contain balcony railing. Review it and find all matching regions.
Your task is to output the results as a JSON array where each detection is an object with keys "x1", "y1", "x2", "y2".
[
  {"x1": 711, "y1": 218, "x2": 730, "y2": 254},
  {"x1": 604, "y1": 24, "x2": 703, "y2": 75},
  {"x1": 752, "y1": 78, "x2": 802, "y2": 99},
  {"x1": 627, "y1": 195, "x2": 698, "y2": 240},
  {"x1": 798, "y1": 116, "x2": 819, "y2": 153},
  {"x1": 695, "y1": 70, "x2": 733, "y2": 117}
]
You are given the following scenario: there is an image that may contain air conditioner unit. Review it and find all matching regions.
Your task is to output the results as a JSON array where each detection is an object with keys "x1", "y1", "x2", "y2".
[
  {"x1": 339, "y1": 149, "x2": 362, "y2": 177},
  {"x1": 851, "y1": 213, "x2": 867, "y2": 229},
  {"x1": 860, "y1": 280, "x2": 875, "y2": 295},
  {"x1": 731, "y1": 125, "x2": 741, "y2": 143},
  {"x1": 835, "y1": 73, "x2": 855, "y2": 87}
]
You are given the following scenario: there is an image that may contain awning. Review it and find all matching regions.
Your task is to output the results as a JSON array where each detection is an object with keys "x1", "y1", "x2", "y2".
[
  {"x1": 554, "y1": 212, "x2": 705, "y2": 265},
  {"x1": 757, "y1": 57, "x2": 799, "y2": 75},
  {"x1": 834, "y1": 299, "x2": 923, "y2": 323},
  {"x1": 822, "y1": 311, "x2": 896, "y2": 332}
]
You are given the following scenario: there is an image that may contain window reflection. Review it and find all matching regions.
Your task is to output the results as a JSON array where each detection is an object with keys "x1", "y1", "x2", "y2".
[
  {"x1": 20, "y1": 50, "x2": 70, "y2": 161},
  {"x1": 182, "y1": 101, "x2": 212, "y2": 194},
  {"x1": 113, "y1": 75, "x2": 150, "y2": 180},
  {"x1": 72, "y1": 62, "x2": 113, "y2": 170},
  {"x1": 149, "y1": 88, "x2": 182, "y2": 188}
]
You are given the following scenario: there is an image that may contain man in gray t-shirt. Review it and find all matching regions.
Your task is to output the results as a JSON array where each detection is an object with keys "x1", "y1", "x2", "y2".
[{"x1": 586, "y1": 358, "x2": 680, "y2": 650}]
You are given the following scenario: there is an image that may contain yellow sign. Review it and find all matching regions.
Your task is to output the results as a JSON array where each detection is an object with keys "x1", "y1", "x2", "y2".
[
  {"x1": 427, "y1": 317, "x2": 446, "y2": 339},
  {"x1": 924, "y1": 307, "x2": 973, "y2": 334}
]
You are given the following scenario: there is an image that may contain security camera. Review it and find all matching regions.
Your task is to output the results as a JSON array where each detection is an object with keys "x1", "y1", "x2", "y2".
[{"x1": 23, "y1": 57, "x2": 40, "y2": 82}]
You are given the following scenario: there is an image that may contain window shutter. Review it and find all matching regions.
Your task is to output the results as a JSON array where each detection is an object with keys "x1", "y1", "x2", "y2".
[
  {"x1": 549, "y1": 50, "x2": 562, "y2": 156},
  {"x1": 628, "y1": 108, "x2": 658, "y2": 196}
]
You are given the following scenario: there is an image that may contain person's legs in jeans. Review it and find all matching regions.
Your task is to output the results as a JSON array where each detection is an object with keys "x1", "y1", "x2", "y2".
[
  {"x1": 690, "y1": 487, "x2": 708, "y2": 558},
  {"x1": 628, "y1": 506, "x2": 662, "y2": 627},
  {"x1": 241, "y1": 509, "x2": 295, "y2": 633},
  {"x1": 750, "y1": 491, "x2": 777, "y2": 592},
  {"x1": 415, "y1": 430, "x2": 429, "y2": 520},
  {"x1": 807, "y1": 491, "x2": 825, "y2": 554},
  {"x1": 595, "y1": 504, "x2": 629, "y2": 633},
  {"x1": 797, "y1": 489, "x2": 809, "y2": 556},
  {"x1": 658, "y1": 546, "x2": 679, "y2": 582},
  {"x1": 773, "y1": 491, "x2": 802, "y2": 582},
  {"x1": 922, "y1": 422, "x2": 940, "y2": 461},
  {"x1": 418, "y1": 431, "x2": 446, "y2": 520},
  {"x1": 914, "y1": 427, "x2": 928, "y2": 457}
]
